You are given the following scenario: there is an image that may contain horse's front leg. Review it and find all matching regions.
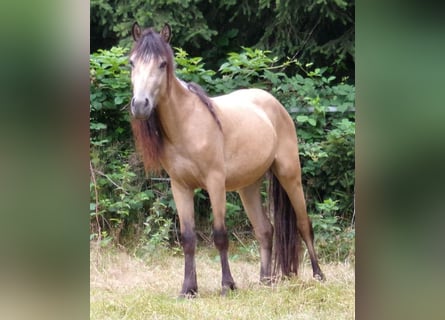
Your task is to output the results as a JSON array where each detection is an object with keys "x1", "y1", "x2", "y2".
[
  {"x1": 207, "y1": 176, "x2": 236, "y2": 295},
  {"x1": 171, "y1": 180, "x2": 198, "y2": 297}
]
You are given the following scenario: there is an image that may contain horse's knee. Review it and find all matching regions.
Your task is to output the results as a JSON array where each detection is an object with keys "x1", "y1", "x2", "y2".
[
  {"x1": 213, "y1": 228, "x2": 229, "y2": 251},
  {"x1": 181, "y1": 230, "x2": 196, "y2": 254}
]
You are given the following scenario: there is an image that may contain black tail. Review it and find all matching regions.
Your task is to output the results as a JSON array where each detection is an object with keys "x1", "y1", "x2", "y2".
[{"x1": 270, "y1": 175, "x2": 301, "y2": 277}]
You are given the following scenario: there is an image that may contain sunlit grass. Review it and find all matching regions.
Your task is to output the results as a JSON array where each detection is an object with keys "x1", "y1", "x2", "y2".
[{"x1": 91, "y1": 243, "x2": 354, "y2": 319}]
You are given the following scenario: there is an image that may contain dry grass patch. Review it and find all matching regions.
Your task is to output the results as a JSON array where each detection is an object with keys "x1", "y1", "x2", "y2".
[{"x1": 91, "y1": 244, "x2": 354, "y2": 319}]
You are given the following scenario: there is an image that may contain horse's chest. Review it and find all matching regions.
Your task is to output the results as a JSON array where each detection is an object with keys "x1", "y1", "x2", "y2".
[{"x1": 161, "y1": 144, "x2": 221, "y2": 188}]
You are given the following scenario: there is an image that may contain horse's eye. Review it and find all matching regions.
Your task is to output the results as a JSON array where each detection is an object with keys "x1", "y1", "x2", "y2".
[
  {"x1": 159, "y1": 61, "x2": 167, "y2": 69},
  {"x1": 129, "y1": 60, "x2": 134, "y2": 68}
]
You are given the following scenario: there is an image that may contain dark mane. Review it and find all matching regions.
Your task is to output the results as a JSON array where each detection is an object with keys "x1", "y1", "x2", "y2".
[
  {"x1": 131, "y1": 113, "x2": 163, "y2": 173},
  {"x1": 187, "y1": 82, "x2": 222, "y2": 130}
]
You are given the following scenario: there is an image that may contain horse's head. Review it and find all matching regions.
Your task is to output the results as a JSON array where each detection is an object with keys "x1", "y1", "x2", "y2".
[{"x1": 129, "y1": 22, "x2": 173, "y2": 120}]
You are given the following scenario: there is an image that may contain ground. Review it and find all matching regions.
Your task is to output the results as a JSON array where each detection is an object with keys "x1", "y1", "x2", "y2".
[{"x1": 90, "y1": 243, "x2": 355, "y2": 319}]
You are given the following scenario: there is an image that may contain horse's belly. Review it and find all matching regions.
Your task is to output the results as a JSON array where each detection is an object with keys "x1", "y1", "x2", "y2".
[
  {"x1": 225, "y1": 157, "x2": 274, "y2": 191},
  {"x1": 223, "y1": 125, "x2": 277, "y2": 191}
]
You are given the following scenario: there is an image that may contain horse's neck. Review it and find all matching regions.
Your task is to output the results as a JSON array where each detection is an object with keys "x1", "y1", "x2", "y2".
[{"x1": 156, "y1": 77, "x2": 195, "y2": 143}]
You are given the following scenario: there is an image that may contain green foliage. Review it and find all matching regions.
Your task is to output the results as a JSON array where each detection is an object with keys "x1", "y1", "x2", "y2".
[
  {"x1": 214, "y1": 47, "x2": 281, "y2": 93},
  {"x1": 137, "y1": 198, "x2": 175, "y2": 254},
  {"x1": 299, "y1": 117, "x2": 355, "y2": 215},
  {"x1": 89, "y1": 46, "x2": 354, "y2": 261},
  {"x1": 220, "y1": 0, "x2": 355, "y2": 73},
  {"x1": 90, "y1": 0, "x2": 354, "y2": 78},
  {"x1": 174, "y1": 47, "x2": 216, "y2": 91},
  {"x1": 309, "y1": 198, "x2": 355, "y2": 262},
  {"x1": 90, "y1": 47, "x2": 132, "y2": 145},
  {"x1": 91, "y1": 0, "x2": 216, "y2": 51}
]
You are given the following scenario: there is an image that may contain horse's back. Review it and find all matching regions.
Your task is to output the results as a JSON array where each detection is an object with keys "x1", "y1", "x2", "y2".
[
  {"x1": 212, "y1": 88, "x2": 296, "y2": 143},
  {"x1": 211, "y1": 88, "x2": 297, "y2": 190}
]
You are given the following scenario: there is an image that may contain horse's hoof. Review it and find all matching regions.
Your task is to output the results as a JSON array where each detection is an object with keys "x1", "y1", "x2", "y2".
[
  {"x1": 314, "y1": 272, "x2": 326, "y2": 281},
  {"x1": 221, "y1": 283, "x2": 237, "y2": 296},
  {"x1": 260, "y1": 276, "x2": 274, "y2": 286},
  {"x1": 178, "y1": 289, "x2": 198, "y2": 299}
]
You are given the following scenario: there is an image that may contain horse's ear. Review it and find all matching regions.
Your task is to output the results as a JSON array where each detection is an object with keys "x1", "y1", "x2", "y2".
[
  {"x1": 132, "y1": 22, "x2": 142, "y2": 41},
  {"x1": 160, "y1": 23, "x2": 172, "y2": 43}
]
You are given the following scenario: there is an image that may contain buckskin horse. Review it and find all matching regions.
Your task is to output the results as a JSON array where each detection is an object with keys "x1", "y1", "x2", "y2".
[{"x1": 128, "y1": 22, "x2": 324, "y2": 297}]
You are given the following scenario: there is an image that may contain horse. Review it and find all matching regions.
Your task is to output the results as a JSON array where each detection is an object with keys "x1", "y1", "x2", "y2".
[{"x1": 128, "y1": 22, "x2": 325, "y2": 297}]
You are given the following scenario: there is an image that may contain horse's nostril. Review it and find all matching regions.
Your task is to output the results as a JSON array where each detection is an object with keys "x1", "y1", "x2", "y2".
[
  {"x1": 131, "y1": 97, "x2": 135, "y2": 106},
  {"x1": 144, "y1": 98, "x2": 149, "y2": 107}
]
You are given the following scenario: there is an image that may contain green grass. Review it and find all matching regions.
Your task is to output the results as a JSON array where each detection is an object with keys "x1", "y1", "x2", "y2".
[{"x1": 91, "y1": 243, "x2": 354, "y2": 319}]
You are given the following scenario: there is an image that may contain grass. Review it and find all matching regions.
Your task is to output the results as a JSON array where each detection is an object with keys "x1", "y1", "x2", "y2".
[{"x1": 91, "y1": 242, "x2": 354, "y2": 319}]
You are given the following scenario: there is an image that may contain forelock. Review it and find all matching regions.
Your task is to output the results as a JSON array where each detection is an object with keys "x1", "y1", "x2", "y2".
[{"x1": 131, "y1": 28, "x2": 171, "y2": 62}]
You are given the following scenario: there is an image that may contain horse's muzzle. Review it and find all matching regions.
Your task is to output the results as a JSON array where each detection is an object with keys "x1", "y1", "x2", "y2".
[{"x1": 131, "y1": 96, "x2": 153, "y2": 119}]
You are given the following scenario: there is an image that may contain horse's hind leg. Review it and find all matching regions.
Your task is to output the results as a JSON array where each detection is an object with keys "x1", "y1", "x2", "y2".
[
  {"x1": 238, "y1": 181, "x2": 274, "y2": 283},
  {"x1": 272, "y1": 160, "x2": 325, "y2": 280}
]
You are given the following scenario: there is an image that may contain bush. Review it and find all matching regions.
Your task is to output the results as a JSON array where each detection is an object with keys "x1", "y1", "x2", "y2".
[
  {"x1": 90, "y1": 46, "x2": 355, "y2": 261},
  {"x1": 309, "y1": 198, "x2": 355, "y2": 263}
]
